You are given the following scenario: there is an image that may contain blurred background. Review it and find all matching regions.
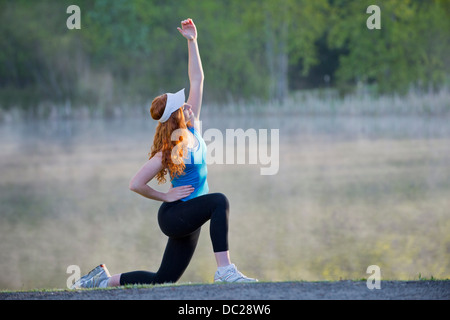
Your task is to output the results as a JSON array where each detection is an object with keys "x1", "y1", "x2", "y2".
[{"x1": 0, "y1": 0, "x2": 449, "y2": 290}]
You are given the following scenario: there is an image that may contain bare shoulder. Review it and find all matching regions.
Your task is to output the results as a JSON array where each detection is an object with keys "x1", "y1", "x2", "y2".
[
  {"x1": 152, "y1": 151, "x2": 163, "y2": 160},
  {"x1": 146, "y1": 151, "x2": 164, "y2": 170}
]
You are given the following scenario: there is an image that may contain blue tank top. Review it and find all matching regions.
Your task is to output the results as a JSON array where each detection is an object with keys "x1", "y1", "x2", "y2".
[{"x1": 171, "y1": 126, "x2": 209, "y2": 201}]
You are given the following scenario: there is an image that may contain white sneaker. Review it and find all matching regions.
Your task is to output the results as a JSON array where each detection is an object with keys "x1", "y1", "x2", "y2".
[
  {"x1": 71, "y1": 264, "x2": 111, "y2": 289},
  {"x1": 214, "y1": 264, "x2": 258, "y2": 283}
]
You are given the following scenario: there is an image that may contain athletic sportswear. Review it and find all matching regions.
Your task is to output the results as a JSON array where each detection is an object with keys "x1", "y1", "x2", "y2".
[
  {"x1": 71, "y1": 264, "x2": 110, "y2": 289},
  {"x1": 171, "y1": 126, "x2": 209, "y2": 201},
  {"x1": 214, "y1": 264, "x2": 258, "y2": 283},
  {"x1": 120, "y1": 193, "x2": 229, "y2": 285}
]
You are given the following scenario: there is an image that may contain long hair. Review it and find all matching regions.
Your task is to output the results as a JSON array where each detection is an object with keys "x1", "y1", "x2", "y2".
[{"x1": 149, "y1": 94, "x2": 191, "y2": 184}]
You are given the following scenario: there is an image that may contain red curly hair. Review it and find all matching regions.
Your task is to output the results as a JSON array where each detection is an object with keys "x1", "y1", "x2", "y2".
[{"x1": 149, "y1": 94, "x2": 192, "y2": 184}]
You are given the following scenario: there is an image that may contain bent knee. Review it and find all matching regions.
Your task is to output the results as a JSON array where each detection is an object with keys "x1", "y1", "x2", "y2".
[{"x1": 211, "y1": 193, "x2": 229, "y2": 211}]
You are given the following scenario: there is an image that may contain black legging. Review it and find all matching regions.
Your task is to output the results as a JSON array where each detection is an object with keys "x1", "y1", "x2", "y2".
[{"x1": 120, "y1": 192, "x2": 229, "y2": 285}]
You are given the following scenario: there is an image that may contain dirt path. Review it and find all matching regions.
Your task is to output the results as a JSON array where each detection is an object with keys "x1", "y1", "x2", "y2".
[{"x1": 1, "y1": 280, "x2": 449, "y2": 300}]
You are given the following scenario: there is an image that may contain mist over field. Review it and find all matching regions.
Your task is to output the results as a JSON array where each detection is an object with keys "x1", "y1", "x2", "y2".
[
  {"x1": 1, "y1": 1, "x2": 449, "y2": 290},
  {"x1": 1, "y1": 90, "x2": 449, "y2": 289}
]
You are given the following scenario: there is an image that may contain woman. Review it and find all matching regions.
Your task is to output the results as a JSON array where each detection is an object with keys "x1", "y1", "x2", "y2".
[{"x1": 72, "y1": 18, "x2": 256, "y2": 289}]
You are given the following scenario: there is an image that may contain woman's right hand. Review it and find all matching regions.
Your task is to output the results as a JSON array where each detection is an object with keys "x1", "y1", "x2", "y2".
[
  {"x1": 177, "y1": 18, "x2": 197, "y2": 40},
  {"x1": 164, "y1": 185, "x2": 195, "y2": 202}
]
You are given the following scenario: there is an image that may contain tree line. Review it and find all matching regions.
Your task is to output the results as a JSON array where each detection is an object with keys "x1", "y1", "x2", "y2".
[{"x1": 1, "y1": 0, "x2": 449, "y2": 112}]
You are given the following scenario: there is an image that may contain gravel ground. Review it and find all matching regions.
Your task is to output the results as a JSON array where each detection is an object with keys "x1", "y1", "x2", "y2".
[{"x1": 1, "y1": 280, "x2": 449, "y2": 300}]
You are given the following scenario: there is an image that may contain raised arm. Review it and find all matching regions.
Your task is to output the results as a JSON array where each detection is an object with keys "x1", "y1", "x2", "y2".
[{"x1": 177, "y1": 18, "x2": 204, "y2": 121}]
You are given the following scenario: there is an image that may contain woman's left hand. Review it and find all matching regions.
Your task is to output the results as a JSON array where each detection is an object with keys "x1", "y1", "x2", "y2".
[{"x1": 177, "y1": 18, "x2": 197, "y2": 40}]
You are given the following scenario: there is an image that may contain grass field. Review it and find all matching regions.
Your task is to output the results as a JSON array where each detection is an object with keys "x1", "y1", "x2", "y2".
[
  {"x1": 1, "y1": 89, "x2": 449, "y2": 290},
  {"x1": 1, "y1": 280, "x2": 449, "y2": 300}
]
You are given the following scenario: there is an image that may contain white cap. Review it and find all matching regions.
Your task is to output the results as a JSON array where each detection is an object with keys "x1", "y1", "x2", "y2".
[{"x1": 159, "y1": 88, "x2": 185, "y2": 123}]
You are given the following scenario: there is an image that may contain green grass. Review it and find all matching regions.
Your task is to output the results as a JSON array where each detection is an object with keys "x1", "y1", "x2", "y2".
[
  {"x1": 0, "y1": 90, "x2": 449, "y2": 290},
  {"x1": 2, "y1": 277, "x2": 449, "y2": 294}
]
